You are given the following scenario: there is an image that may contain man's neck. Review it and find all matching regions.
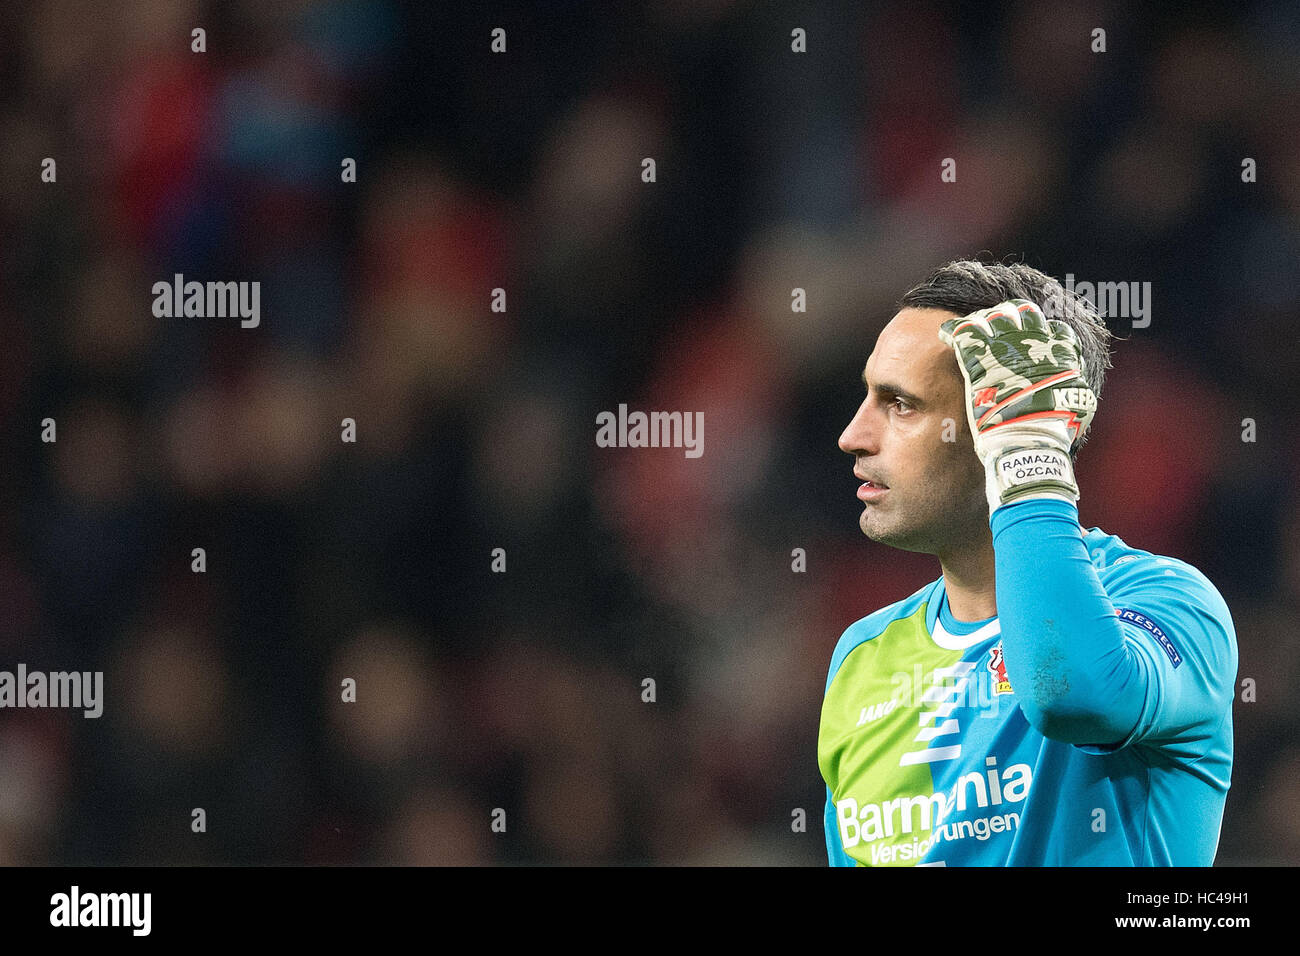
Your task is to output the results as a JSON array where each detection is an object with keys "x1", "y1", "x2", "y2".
[
  {"x1": 938, "y1": 530, "x2": 997, "y2": 623},
  {"x1": 937, "y1": 511, "x2": 1090, "y2": 621}
]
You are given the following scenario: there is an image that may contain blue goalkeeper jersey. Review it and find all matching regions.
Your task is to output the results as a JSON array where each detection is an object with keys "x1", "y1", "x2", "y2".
[{"x1": 818, "y1": 498, "x2": 1237, "y2": 866}]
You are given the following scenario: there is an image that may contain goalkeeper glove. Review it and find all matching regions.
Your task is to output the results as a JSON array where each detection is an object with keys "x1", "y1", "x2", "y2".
[{"x1": 938, "y1": 298, "x2": 1097, "y2": 516}]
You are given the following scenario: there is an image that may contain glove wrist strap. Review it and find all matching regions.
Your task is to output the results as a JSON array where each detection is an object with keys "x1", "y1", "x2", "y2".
[{"x1": 990, "y1": 445, "x2": 1077, "y2": 508}]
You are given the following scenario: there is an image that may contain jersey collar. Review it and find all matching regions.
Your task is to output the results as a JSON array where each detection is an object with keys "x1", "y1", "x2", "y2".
[{"x1": 928, "y1": 577, "x2": 1001, "y2": 650}]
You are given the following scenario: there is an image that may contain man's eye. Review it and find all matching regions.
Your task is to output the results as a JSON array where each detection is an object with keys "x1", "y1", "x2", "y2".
[{"x1": 891, "y1": 397, "x2": 913, "y2": 413}]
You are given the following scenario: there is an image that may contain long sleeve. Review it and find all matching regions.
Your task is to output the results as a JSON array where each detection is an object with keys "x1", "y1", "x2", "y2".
[{"x1": 990, "y1": 498, "x2": 1154, "y2": 747}]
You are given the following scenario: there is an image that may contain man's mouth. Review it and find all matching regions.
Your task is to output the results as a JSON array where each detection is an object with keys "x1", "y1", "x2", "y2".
[{"x1": 855, "y1": 473, "x2": 890, "y2": 501}]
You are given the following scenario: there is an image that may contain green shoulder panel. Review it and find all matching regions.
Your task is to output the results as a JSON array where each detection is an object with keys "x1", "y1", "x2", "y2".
[{"x1": 819, "y1": 602, "x2": 964, "y2": 865}]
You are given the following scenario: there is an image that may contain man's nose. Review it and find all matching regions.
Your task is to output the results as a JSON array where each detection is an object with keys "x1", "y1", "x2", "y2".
[{"x1": 838, "y1": 397, "x2": 879, "y2": 456}]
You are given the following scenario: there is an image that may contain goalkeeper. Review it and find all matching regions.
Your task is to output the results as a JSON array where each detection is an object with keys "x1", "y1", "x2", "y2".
[{"x1": 819, "y1": 259, "x2": 1236, "y2": 866}]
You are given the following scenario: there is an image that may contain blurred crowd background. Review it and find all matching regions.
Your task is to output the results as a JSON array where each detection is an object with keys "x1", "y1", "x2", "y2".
[{"x1": 0, "y1": 0, "x2": 1297, "y2": 865}]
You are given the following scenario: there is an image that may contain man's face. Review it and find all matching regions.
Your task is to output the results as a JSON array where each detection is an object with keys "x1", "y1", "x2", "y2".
[{"x1": 837, "y1": 307, "x2": 989, "y2": 553}]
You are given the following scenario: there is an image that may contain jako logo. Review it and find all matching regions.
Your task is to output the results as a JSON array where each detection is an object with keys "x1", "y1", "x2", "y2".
[
  {"x1": 856, "y1": 698, "x2": 899, "y2": 726},
  {"x1": 595, "y1": 404, "x2": 703, "y2": 459},
  {"x1": 50, "y1": 886, "x2": 151, "y2": 936}
]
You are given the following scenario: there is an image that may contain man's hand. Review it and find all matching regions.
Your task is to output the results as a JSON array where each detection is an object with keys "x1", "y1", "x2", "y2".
[{"x1": 938, "y1": 298, "x2": 1097, "y2": 515}]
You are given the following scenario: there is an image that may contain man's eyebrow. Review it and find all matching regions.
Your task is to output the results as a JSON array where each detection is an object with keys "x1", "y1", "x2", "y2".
[{"x1": 861, "y1": 371, "x2": 926, "y2": 407}]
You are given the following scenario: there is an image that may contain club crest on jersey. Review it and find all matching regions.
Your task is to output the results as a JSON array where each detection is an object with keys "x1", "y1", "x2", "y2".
[{"x1": 987, "y1": 641, "x2": 1013, "y2": 695}]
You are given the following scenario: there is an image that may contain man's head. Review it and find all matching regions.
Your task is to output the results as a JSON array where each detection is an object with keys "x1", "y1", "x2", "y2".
[{"x1": 837, "y1": 259, "x2": 1113, "y2": 553}]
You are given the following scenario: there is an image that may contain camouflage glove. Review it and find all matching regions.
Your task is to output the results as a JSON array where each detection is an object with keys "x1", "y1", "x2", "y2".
[{"x1": 938, "y1": 298, "x2": 1097, "y2": 515}]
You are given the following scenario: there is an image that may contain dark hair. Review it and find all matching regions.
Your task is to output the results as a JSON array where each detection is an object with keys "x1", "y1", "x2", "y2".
[{"x1": 899, "y1": 258, "x2": 1115, "y2": 460}]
